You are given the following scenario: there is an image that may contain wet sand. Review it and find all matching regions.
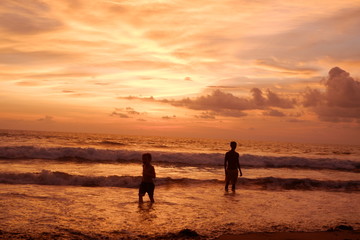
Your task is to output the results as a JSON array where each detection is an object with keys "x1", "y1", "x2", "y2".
[
  {"x1": 217, "y1": 230, "x2": 360, "y2": 240},
  {"x1": 0, "y1": 229, "x2": 359, "y2": 239}
]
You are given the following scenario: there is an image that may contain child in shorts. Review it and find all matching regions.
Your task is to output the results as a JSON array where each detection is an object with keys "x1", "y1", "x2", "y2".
[{"x1": 139, "y1": 153, "x2": 156, "y2": 203}]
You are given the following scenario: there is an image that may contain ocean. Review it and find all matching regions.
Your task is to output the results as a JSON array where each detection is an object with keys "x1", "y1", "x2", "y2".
[{"x1": 0, "y1": 129, "x2": 359, "y2": 239}]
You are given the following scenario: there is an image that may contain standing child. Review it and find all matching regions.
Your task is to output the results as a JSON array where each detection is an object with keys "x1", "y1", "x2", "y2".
[
  {"x1": 224, "y1": 141, "x2": 243, "y2": 192},
  {"x1": 139, "y1": 153, "x2": 156, "y2": 203}
]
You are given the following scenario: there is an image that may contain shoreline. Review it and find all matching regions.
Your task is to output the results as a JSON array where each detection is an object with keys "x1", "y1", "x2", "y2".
[
  {"x1": 217, "y1": 230, "x2": 360, "y2": 240},
  {"x1": 1, "y1": 230, "x2": 359, "y2": 240}
]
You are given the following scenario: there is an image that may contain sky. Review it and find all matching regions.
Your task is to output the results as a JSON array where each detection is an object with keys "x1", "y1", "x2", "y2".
[{"x1": 1, "y1": 0, "x2": 360, "y2": 144}]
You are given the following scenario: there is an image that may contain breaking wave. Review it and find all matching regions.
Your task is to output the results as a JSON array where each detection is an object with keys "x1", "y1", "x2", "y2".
[
  {"x1": 0, "y1": 146, "x2": 359, "y2": 171},
  {"x1": 0, "y1": 170, "x2": 359, "y2": 191}
]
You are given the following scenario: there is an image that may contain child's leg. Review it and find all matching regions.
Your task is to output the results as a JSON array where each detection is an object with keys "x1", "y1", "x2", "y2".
[
  {"x1": 225, "y1": 170, "x2": 230, "y2": 191},
  {"x1": 231, "y1": 171, "x2": 238, "y2": 191},
  {"x1": 149, "y1": 183, "x2": 155, "y2": 202},
  {"x1": 139, "y1": 182, "x2": 145, "y2": 203},
  {"x1": 225, "y1": 181, "x2": 229, "y2": 191}
]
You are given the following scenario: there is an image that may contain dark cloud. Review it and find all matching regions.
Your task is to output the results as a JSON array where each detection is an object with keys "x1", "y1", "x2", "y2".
[
  {"x1": 267, "y1": 90, "x2": 293, "y2": 108},
  {"x1": 125, "y1": 107, "x2": 141, "y2": 115},
  {"x1": 121, "y1": 88, "x2": 295, "y2": 118},
  {"x1": 263, "y1": 109, "x2": 286, "y2": 117},
  {"x1": 195, "y1": 111, "x2": 216, "y2": 119},
  {"x1": 120, "y1": 96, "x2": 155, "y2": 102},
  {"x1": 326, "y1": 67, "x2": 360, "y2": 108},
  {"x1": 37, "y1": 115, "x2": 54, "y2": 123},
  {"x1": 286, "y1": 118, "x2": 305, "y2": 123},
  {"x1": 111, "y1": 107, "x2": 144, "y2": 118},
  {"x1": 302, "y1": 67, "x2": 360, "y2": 122},
  {"x1": 302, "y1": 88, "x2": 323, "y2": 107},
  {"x1": 110, "y1": 111, "x2": 129, "y2": 118},
  {"x1": 315, "y1": 106, "x2": 360, "y2": 122},
  {"x1": 119, "y1": 67, "x2": 359, "y2": 123},
  {"x1": 251, "y1": 88, "x2": 266, "y2": 106},
  {"x1": 161, "y1": 88, "x2": 295, "y2": 115},
  {"x1": 215, "y1": 109, "x2": 248, "y2": 117},
  {"x1": 162, "y1": 115, "x2": 176, "y2": 120},
  {"x1": 164, "y1": 90, "x2": 253, "y2": 111}
]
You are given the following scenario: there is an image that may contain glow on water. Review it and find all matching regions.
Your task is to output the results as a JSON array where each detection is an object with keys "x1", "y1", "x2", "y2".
[
  {"x1": 0, "y1": 184, "x2": 359, "y2": 237},
  {"x1": 1, "y1": 129, "x2": 359, "y2": 237}
]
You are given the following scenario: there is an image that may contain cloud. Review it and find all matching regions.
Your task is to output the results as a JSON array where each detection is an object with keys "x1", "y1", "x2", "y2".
[
  {"x1": 164, "y1": 90, "x2": 252, "y2": 111},
  {"x1": 315, "y1": 107, "x2": 360, "y2": 122},
  {"x1": 162, "y1": 115, "x2": 176, "y2": 120},
  {"x1": 302, "y1": 67, "x2": 360, "y2": 122},
  {"x1": 110, "y1": 111, "x2": 129, "y2": 118},
  {"x1": 121, "y1": 88, "x2": 295, "y2": 117},
  {"x1": 125, "y1": 107, "x2": 141, "y2": 115},
  {"x1": 0, "y1": 0, "x2": 63, "y2": 35},
  {"x1": 165, "y1": 88, "x2": 295, "y2": 113},
  {"x1": 195, "y1": 111, "x2": 216, "y2": 119},
  {"x1": 118, "y1": 67, "x2": 359, "y2": 123},
  {"x1": 302, "y1": 88, "x2": 323, "y2": 107},
  {"x1": 37, "y1": 115, "x2": 54, "y2": 123},
  {"x1": 263, "y1": 109, "x2": 286, "y2": 117},
  {"x1": 252, "y1": 88, "x2": 296, "y2": 109},
  {"x1": 326, "y1": 67, "x2": 360, "y2": 108},
  {"x1": 110, "y1": 107, "x2": 144, "y2": 118}
]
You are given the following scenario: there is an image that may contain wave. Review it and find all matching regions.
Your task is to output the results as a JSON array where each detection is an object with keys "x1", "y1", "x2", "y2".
[
  {"x1": 0, "y1": 170, "x2": 358, "y2": 191},
  {"x1": 99, "y1": 140, "x2": 127, "y2": 146},
  {"x1": 0, "y1": 146, "x2": 359, "y2": 171}
]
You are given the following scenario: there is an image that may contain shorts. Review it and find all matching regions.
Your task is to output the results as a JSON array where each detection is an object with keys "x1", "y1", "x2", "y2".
[
  {"x1": 225, "y1": 169, "x2": 238, "y2": 185},
  {"x1": 139, "y1": 182, "x2": 155, "y2": 196}
]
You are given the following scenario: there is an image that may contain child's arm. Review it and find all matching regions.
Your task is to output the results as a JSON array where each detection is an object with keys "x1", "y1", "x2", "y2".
[{"x1": 237, "y1": 154, "x2": 243, "y2": 176}]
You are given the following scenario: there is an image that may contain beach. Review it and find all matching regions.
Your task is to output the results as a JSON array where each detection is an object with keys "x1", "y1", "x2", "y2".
[
  {"x1": 0, "y1": 129, "x2": 359, "y2": 239},
  {"x1": 1, "y1": 230, "x2": 359, "y2": 240},
  {"x1": 218, "y1": 230, "x2": 360, "y2": 240},
  {"x1": 1, "y1": 226, "x2": 359, "y2": 239}
]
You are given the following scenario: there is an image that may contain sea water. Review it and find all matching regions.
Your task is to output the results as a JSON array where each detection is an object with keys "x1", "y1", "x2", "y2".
[{"x1": 0, "y1": 129, "x2": 359, "y2": 239}]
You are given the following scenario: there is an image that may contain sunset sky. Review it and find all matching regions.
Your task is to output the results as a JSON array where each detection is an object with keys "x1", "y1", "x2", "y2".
[{"x1": 1, "y1": 0, "x2": 360, "y2": 144}]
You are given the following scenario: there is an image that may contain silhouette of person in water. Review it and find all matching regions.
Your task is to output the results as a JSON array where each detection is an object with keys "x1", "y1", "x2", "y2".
[
  {"x1": 139, "y1": 153, "x2": 156, "y2": 203},
  {"x1": 224, "y1": 141, "x2": 242, "y2": 191}
]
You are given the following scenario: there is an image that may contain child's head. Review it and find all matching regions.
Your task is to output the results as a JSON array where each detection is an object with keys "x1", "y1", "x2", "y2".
[
  {"x1": 230, "y1": 141, "x2": 237, "y2": 150},
  {"x1": 142, "y1": 153, "x2": 152, "y2": 164}
]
